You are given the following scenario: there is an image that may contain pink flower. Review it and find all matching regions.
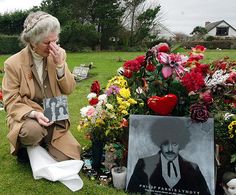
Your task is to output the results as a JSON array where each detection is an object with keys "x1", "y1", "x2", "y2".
[
  {"x1": 158, "y1": 52, "x2": 187, "y2": 79},
  {"x1": 86, "y1": 106, "x2": 96, "y2": 117},
  {"x1": 200, "y1": 91, "x2": 213, "y2": 105}
]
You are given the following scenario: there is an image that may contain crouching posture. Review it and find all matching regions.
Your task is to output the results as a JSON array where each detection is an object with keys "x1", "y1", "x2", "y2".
[{"x1": 2, "y1": 11, "x2": 80, "y2": 162}]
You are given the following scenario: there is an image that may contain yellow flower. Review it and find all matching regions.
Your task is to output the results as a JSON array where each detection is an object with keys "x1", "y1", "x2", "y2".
[
  {"x1": 128, "y1": 98, "x2": 137, "y2": 104},
  {"x1": 117, "y1": 96, "x2": 123, "y2": 104},
  {"x1": 121, "y1": 101, "x2": 130, "y2": 108},
  {"x1": 119, "y1": 105, "x2": 127, "y2": 111},
  {"x1": 106, "y1": 76, "x2": 127, "y2": 89},
  {"x1": 95, "y1": 118, "x2": 105, "y2": 126},
  {"x1": 121, "y1": 110, "x2": 129, "y2": 115},
  {"x1": 119, "y1": 88, "x2": 131, "y2": 99}
]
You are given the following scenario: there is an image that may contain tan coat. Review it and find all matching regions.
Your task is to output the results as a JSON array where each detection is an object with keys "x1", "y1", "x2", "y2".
[{"x1": 2, "y1": 46, "x2": 80, "y2": 159}]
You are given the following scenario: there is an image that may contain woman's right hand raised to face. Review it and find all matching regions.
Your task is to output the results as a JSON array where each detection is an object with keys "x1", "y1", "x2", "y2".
[{"x1": 34, "y1": 111, "x2": 54, "y2": 126}]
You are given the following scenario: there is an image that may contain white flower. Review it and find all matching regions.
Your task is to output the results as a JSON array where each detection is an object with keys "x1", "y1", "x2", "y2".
[
  {"x1": 136, "y1": 87, "x2": 143, "y2": 94},
  {"x1": 117, "y1": 67, "x2": 124, "y2": 75},
  {"x1": 80, "y1": 105, "x2": 94, "y2": 117},
  {"x1": 224, "y1": 112, "x2": 235, "y2": 121},
  {"x1": 87, "y1": 92, "x2": 97, "y2": 100},
  {"x1": 98, "y1": 94, "x2": 107, "y2": 103},
  {"x1": 205, "y1": 70, "x2": 230, "y2": 87},
  {"x1": 106, "y1": 103, "x2": 114, "y2": 110}
]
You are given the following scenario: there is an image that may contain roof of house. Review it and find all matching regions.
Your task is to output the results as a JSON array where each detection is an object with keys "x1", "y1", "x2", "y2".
[{"x1": 205, "y1": 20, "x2": 236, "y2": 32}]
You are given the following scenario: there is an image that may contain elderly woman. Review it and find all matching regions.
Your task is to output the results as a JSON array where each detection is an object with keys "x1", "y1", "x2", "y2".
[{"x1": 2, "y1": 11, "x2": 80, "y2": 162}]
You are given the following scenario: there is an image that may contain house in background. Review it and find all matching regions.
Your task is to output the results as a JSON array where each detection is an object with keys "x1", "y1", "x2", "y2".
[
  {"x1": 150, "y1": 22, "x2": 176, "y2": 40},
  {"x1": 205, "y1": 20, "x2": 236, "y2": 37}
]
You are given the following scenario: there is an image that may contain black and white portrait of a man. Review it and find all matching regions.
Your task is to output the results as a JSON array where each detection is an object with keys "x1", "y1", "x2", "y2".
[{"x1": 126, "y1": 115, "x2": 214, "y2": 195}]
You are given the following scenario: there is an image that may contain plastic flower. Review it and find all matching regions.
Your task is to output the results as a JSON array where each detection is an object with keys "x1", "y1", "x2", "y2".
[{"x1": 158, "y1": 52, "x2": 187, "y2": 78}]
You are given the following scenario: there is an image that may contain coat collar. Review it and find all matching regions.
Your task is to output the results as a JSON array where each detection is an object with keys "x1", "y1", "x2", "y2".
[
  {"x1": 21, "y1": 46, "x2": 57, "y2": 98},
  {"x1": 20, "y1": 46, "x2": 35, "y2": 99}
]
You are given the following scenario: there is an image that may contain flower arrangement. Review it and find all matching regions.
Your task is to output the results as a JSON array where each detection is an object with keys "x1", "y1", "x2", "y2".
[
  {"x1": 78, "y1": 77, "x2": 137, "y2": 143},
  {"x1": 79, "y1": 43, "x2": 236, "y2": 167}
]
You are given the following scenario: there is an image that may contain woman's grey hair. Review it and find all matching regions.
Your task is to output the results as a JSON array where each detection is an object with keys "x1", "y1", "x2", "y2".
[{"x1": 20, "y1": 11, "x2": 60, "y2": 46}]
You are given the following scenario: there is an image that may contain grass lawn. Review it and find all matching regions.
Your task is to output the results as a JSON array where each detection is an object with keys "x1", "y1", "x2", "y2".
[{"x1": 0, "y1": 49, "x2": 235, "y2": 194}]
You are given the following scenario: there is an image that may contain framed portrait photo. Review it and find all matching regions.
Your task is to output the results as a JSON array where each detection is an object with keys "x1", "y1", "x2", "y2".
[{"x1": 126, "y1": 115, "x2": 215, "y2": 195}]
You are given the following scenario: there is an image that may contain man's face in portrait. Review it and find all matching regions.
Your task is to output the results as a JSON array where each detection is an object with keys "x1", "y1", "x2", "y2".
[{"x1": 160, "y1": 140, "x2": 179, "y2": 161}]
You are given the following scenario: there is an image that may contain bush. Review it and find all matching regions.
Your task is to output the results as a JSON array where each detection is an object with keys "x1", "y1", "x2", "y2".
[
  {"x1": 60, "y1": 21, "x2": 99, "y2": 52},
  {"x1": 0, "y1": 34, "x2": 22, "y2": 54},
  {"x1": 181, "y1": 40, "x2": 233, "y2": 49}
]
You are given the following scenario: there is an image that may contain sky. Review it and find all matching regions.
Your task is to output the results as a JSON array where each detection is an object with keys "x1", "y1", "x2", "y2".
[{"x1": 0, "y1": 0, "x2": 236, "y2": 35}]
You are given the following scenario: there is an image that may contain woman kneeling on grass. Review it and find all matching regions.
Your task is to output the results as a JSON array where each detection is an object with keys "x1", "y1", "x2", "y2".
[{"x1": 2, "y1": 11, "x2": 81, "y2": 163}]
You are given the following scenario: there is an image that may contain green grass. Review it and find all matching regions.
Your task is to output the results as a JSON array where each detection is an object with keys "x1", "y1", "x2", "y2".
[{"x1": 0, "y1": 50, "x2": 236, "y2": 194}]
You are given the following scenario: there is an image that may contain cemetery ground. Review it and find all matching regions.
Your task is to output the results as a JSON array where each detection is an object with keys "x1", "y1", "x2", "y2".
[{"x1": 0, "y1": 50, "x2": 235, "y2": 194}]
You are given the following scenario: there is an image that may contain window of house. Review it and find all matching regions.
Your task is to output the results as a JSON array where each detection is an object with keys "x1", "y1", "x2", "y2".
[{"x1": 216, "y1": 27, "x2": 229, "y2": 36}]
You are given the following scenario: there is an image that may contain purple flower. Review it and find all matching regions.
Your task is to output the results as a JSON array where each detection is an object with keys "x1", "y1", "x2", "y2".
[
  {"x1": 190, "y1": 104, "x2": 209, "y2": 122},
  {"x1": 106, "y1": 85, "x2": 120, "y2": 96}
]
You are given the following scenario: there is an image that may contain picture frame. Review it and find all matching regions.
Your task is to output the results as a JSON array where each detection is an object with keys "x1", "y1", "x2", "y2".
[{"x1": 126, "y1": 115, "x2": 215, "y2": 195}]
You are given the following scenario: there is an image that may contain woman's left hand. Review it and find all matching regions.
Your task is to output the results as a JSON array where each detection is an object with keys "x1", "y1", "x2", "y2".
[{"x1": 49, "y1": 42, "x2": 64, "y2": 68}]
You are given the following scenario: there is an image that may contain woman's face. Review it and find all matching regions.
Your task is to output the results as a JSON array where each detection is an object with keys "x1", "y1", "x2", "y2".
[{"x1": 33, "y1": 32, "x2": 59, "y2": 57}]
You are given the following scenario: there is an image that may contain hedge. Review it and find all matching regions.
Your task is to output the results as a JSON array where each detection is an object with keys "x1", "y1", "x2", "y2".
[
  {"x1": 0, "y1": 34, "x2": 23, "y2": 54},
  {"x1": 181, "y1": 40, "x2": 235, "y2": 49}
]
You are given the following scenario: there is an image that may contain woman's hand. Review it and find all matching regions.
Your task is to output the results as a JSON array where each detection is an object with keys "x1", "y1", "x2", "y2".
[
  {"x1": 34, "y1": 111, "x2": 54, "y2": 127},
  {"x1": 49, "y1": 42, "x2": 64, "y2": 68}
]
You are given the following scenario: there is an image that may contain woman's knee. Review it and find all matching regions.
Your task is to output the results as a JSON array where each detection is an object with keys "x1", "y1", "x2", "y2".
[{"x1": 19, "y1": 119, "x2": 47, "y2": 146}]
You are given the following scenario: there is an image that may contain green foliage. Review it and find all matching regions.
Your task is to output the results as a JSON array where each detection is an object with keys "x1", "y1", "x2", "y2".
[
  {"x1": 181, "y1": 40, "x2": 233, "y2": 49},
  {"x1": 190, "y1": 26, "x2": 207, "y2": 36},
  {"x1": 134, "y1": 6, "x2": 161, "y2": 45},
  {"x1": 0, "y1": 34, "x2": 23, "y2": 54},
  {"x1": 60, "y1": 20, "x2": 99, "y2": 51},
  {"x1": 0, "y1": 10, "x2": 28, "y2": 35}
]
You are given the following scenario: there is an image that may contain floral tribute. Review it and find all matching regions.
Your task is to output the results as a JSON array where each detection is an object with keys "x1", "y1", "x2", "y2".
[
  {"x1": 78, "y1": 76, "x2": 137, "y2": 143},
  {"x1": 79, "y1": 43, "x2": 236, "y2": 168}
]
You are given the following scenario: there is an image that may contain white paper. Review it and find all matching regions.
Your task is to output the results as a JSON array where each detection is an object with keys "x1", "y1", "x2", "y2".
[{"x1": 27, "y1": 145, "x2": 84, "y2": 192}]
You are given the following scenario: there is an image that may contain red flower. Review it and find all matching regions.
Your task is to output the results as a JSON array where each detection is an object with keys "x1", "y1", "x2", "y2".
[
  {"x1": 120, "y1": 118, "x2": 128, "y2": 128},
  {"x1": 0, "y1": 90, "x2": 2, "y2": 101},
  {"x1": 190, "y1": 103, "x2": 209, "y2": 122},
  {"x1": 156, "y1": 43, "x2": 170, "y2": 53},
  {"x1": 146, "y1": 63, "x2": 156, "y2": 72},
  {"x1": 135, "y1": 55, "x2": 146, "y2": 67},
  {"x1": 89, "y1": 98, "x2": 99, "y2": 106},
  {"x1": 200, "y1": 91, "x2": 213, "y2": 105},
  {"x1": 90, "y1": 80, "x2": 100, "y2": 94},
  {"x1": 195, "y1": 63, "x2": 210, "y2": 74},
  {"x1": 123, "y1": 69, "x2": 133, "y2": 78},
  {"x1": 226, "y1": 72, "x2": 236, "y2": 83},
  {"x1": 123, "y1": 60, "x2": 141, "y2": 72},
  {"x1": 191, "y1": 45, "x2": 206, "y2": 53},
  {"x1": 181, "y1": 70, "x2": 205, "y2": 92}
]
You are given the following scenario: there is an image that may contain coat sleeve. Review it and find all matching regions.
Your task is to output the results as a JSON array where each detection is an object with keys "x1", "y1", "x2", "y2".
[
  {"x1": 56, "y1": 50, "x2": 76, "y2": 95},
  {"x1": 2, "y1": 62, "x2": 41, "y2": 122}
]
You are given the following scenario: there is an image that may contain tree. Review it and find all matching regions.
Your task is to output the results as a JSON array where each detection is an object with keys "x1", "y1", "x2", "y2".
[
  {"x1": 134, "y1": 6, "x2": 161, "y2": 45},
  {"x1": 89, "y1": 0, "x2": 124, "y2": 50},
  {"x1": 190, "y1": 26, "x2": 207, "y2": 40},
  {"x1": 123, "y1": 0, "x2": 145, "y2": 46}
]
